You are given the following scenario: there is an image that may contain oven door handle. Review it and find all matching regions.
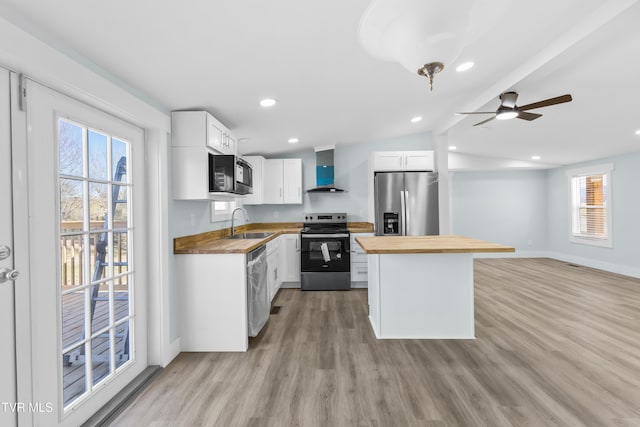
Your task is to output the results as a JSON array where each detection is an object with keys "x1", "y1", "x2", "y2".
[{"x1": 301, "y1": 233, "x2": 350, "y2": 238}]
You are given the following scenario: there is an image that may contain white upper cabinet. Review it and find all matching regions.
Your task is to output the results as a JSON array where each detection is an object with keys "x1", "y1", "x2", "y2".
[
  {"x1": 372, "y1": 150, "x2": 434, "y2": 171},
  {"x1": 242, "y1": 156, "x2": 264, "y2": 205},
  {"x1": 173, "y1": 110, "x2": 236, "y2": 155},
  {"x1": 283, "y1": 159, "x2": 302, "y2": 204},
  {"x1": 262, "y1": 158, "x2": 302, "y2": 205}
]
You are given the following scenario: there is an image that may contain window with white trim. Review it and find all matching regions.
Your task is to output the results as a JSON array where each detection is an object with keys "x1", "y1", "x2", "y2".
[{"x1": 567, "y1": 163, "x2": 613, "y2": 248}]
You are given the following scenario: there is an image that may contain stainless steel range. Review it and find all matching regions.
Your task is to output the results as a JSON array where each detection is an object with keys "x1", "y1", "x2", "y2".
[{"x1": 300, "y1": 213, "x2": 351, "y2": 291}]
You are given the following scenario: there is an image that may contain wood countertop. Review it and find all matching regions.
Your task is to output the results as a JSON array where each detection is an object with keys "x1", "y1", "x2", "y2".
[
  {"x1": 355, "y1": 235, "x2": 515, "y2": 254},
  {"x1": 174, "y1": 222, "x2": 374, "y2": 254}
]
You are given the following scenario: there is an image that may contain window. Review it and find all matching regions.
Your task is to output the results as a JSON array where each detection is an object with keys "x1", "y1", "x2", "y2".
[
  {"x1": 567, "y1": 163, "x2": 613, "y2": 247},
  {"x1": 210, "y1": 199, "x2": 240, "y2": 222}
]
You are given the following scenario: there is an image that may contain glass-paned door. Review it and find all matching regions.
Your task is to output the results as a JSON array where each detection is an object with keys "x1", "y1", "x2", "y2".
[
  {"x1": 24, "y1": 78, "x2": 147, "y2": 426},
  {"x1": 59, "y1": 119, "x2": 134, "y2": 407}
]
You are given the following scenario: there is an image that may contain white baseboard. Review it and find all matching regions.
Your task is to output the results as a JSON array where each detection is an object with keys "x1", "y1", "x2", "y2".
[
  {"x1": 545, "y1": 251, "x2": 640, "y2": 279},
  {"x1": 473, "y1": 250, "x2": 640, "y2": 279}
]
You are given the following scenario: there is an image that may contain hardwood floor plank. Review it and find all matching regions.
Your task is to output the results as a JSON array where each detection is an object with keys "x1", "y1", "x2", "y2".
[{"x1": 112, "y1": 258, "x2": 640, "y2": 426}]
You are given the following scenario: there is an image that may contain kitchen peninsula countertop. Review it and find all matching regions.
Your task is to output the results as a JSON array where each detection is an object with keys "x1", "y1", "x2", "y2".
[
  {"x1": 174, "y1": 222, "x2": 374, "y2": 254},
  {"x1": 355, "y1": 235, "x2": 515, "y2": 254}
]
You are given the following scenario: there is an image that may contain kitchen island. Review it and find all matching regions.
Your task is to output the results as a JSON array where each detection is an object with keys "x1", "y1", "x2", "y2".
[{"x1": 355, "y1": 235, "x2": 514, "y2": 339}]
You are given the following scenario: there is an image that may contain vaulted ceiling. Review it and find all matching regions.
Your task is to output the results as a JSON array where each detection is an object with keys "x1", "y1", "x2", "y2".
[{"x1": 1, "y1": 0, "x2": 638, "y2": 166}]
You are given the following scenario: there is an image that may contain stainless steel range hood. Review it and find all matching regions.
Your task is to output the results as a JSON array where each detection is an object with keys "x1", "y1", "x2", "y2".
[{"x1": 307, "y1": 146, "x2": 345, "y2": 193}]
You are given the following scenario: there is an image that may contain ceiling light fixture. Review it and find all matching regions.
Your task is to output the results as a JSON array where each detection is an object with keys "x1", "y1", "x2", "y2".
[
  {"x1": 635, "y1": 129, "x2": 640, "y2": 135},
  {"x1": 449, "y1": 146, "x2": 457, "y2": 150},
  {"x1": 358, "y1": 0, "x2": 472, "y2": 92},
  {"x1": 259, "y1": 98, "x2": 277, "y2": 107},
  {"x1": 495, "y1": 108, "x2": 519, "y2": 120},
  {"x1": 456, "y1": 61, "x2": 475, "y2": 72},
  {"x1": 288, "y1": 138, "x2": 299, "y2": 144},
  {"x1": 531, "y1": 155, "x2": 541, "y2": 160},
  {"x1": 410, "y1": 116, "x2": 422, "y2": 123}
]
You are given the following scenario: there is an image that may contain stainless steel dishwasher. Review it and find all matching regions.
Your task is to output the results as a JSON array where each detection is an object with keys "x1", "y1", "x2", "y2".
[{"x1": 247, "y1": 245, "x2": 269, "y2": 337}]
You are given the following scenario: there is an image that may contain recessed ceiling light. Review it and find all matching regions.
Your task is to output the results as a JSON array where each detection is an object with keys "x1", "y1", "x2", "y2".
[
  {"x1": 635, "y1": 129, "x2": 640, "y2": 135},
  {"x1": 259, "y1": 98, "x2": 277, "y2": 107},
  {"x1": 531, "y1": 155, "x2": 541, "y2": 160},
  {"x1": 288, "y1": 138, "x2": 299, "y2": 144},
  {"x1": 410, "y1": 116, "x2": 422, "y2": 123},
  {"x1": 448, "y1": 146, "x2": 457, "y2": 150},
  {"x1": 456, "y1": 61, "x2": 475, "y2": 72}
]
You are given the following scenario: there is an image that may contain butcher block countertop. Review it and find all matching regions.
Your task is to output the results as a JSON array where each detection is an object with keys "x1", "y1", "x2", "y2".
[
  {"x1": 355, "y1": 235, "x2": 515, "y2": 254},
  {"x1": 174, "y1": 222, "x2": 374, "y2": 254}
]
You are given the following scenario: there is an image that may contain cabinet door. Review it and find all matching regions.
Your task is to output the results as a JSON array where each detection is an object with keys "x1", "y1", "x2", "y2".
[
  {"x1": 242, "y1": 156, "x2": 264, "y2": 205},
  {"x1": 283, "y1": 158, "x2": 302, "y2": 204},
  {"x1": 224, "y1": 133, "x2": 236, "y2": 155},
  {"x1": 282, "y1": 235, "x2": 301, "y2": 282},
  {"x1": 263, "y1": 159, "x2": 284, "y2": 204},
  {"x1": 404, "y1": 151, "x2": 434, "y2": 171},
  {"x1": 373, "y1": 152, "x2": 404, "y2": 171},
  {"x1": 206, "y1": 115, "x2": 225, "y2": 153}
]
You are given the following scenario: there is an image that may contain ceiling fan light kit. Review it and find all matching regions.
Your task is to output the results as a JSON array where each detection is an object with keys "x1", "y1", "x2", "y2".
[{"x1": 457, "y1": 91, "x2": 573, "y2": 126}]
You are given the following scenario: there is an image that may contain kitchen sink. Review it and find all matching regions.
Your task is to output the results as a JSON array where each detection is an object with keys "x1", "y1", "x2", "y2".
[{"x1": 226, "y1": 232, "x2": 273, "y2": 240}]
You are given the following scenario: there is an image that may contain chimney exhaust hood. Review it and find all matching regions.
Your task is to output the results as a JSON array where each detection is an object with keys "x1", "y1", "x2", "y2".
[{"x1": 307, "y1": 146, "x2": 345, "y2": 193}]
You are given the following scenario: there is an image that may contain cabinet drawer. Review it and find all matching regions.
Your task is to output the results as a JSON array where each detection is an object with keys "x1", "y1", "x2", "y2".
[
  {"x1": 351, "y1": 262, "x2": 368, "y2": 282},
  {"x1": 351, "y1": 249, "x2": 367, "y2": 263}
]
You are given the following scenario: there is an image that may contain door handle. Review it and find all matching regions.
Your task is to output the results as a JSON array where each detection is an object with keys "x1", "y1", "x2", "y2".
[
  {"x1": 0, "y1": 245, "x2": 10, "y2": 260},
  {"x1": 0, "y1": 267, "x2": 19, "y2": 283}
]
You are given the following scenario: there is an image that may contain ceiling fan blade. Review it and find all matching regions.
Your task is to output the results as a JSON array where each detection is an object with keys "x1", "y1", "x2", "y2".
[
  {"x1": 517, "y1": 111, "x2": 543, "y2": 121},
  {"x1": 473, "y1": 116, "x2": 496, "y2": 126},
  {"x1": 518, "y1": 94, "x2": 573, "y2": 111},
  {"x1": 456, "y1": 111, "x2": 495, "y2": 115},
  {"x1": 499, "y1": 91, "x2": 518, "y2": 108}
]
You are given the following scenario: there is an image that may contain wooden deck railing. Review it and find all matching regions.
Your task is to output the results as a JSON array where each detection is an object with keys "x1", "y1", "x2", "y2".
[{"x1": 60, "y1": 221, "x2": 128, "y2": 291}]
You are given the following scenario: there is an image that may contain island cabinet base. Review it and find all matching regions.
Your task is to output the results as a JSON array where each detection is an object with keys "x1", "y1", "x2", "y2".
[
  {"x1": 367, "y1": 253, "x2": 475, "y2": 339},
  {"x1": 176, "y1": 253, "x2": 249, "y2": 352}
]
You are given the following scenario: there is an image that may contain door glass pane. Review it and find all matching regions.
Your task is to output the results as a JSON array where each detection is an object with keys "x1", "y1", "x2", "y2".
[
  {"x1": 59, "y1": 121, "x2": 83, "y2": 177},
  {"x1": 62, "y1": 344, "x2": 86, "y2": 406},
  {"x1": 112, "y1": 139, "x2": 128, "y2": 184},
  {"x1": 114, "y1": 277, "x2": 129, "y2": 323},
  {"x1": 91, "y1": 336, "x2": 111, "y2": 386},
  {"x1": 60, "y1": 234, "x2": 85, "y2": 288},
  {"x1": 60, "y1": 178, "x2": 84, "y2": 223},
  {"x1": 88, "y1": 130, "x2": 107, "y2": 181},
  {"x1": 90, "y1": 282, "x2": 110, "y2": 335},
  {"x1": 115, "y1": 320, "x2": 130, "y2": 369},
  {"x1": 114, "y1": 231, "x2": 129, "y2": 275},
  {"x1": 113, "y1": 186, "x2": 128, "y2": 225},
  {"x1": 62, "y1": 289, "x2": 85, "y2": 348},
  {"x1": 89, "y1": 182, "x2": 108, "y2": 230}
]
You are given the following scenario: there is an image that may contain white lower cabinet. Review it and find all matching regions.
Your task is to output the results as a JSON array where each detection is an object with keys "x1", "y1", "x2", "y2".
[
  {"x1": 280, "y1": 234, "x2": 301, "y2": 283},
  {"x1": 177, "y1": 253, "x2": 249, "y2": 351},
  {"x1": 266, "y1": 238, "x2": 281, "y2": 301},
  {"x1": 351, "y1": 233, "x2": 373, "y2": 286}
]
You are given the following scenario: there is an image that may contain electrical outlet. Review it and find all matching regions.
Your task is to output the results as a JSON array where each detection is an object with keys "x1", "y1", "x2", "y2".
[
  {"x1": 273, "y1": 211, "x2": 279, "y2": 218},
  {"x1": 359, "y1": 209, "x2": 364, "y2": 218},
  {"x1": 527, "y1": 240, "x2": 533, "y2": 246},
  {"x1": 190, "y1": 213, "x2": 197, "y2": 226}
]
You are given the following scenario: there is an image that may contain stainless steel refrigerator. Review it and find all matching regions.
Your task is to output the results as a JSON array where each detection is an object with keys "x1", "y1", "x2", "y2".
[{"x1": 374, "y1": 171, "x2": 439, "y2": 236}]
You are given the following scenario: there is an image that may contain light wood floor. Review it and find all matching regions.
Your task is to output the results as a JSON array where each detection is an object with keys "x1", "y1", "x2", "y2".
[{"x1": 112, "y1": 259, "x2": 640, "y2": 426}]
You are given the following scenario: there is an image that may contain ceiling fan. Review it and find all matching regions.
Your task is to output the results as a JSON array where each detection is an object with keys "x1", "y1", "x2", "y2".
[{"x1": 457, "y1": 92, "x2": 573, "y2": 126}]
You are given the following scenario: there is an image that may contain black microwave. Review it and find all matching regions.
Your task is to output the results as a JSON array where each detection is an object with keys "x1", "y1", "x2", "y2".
[{"x1": 208, "y1": 154, "x2": 253, "y2": 195}]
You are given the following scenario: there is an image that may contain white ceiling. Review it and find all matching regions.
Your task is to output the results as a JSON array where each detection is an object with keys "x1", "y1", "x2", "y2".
[{"x1": 1, "y1": 0, "x2": 639, "y2": 166}]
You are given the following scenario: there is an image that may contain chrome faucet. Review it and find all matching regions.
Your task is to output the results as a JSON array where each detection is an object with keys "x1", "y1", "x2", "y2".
[{"x1": 231, "y1": 207, "x2": 250, "y2": 236}]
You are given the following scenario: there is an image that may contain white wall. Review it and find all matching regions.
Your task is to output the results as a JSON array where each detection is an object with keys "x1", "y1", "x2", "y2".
[
  {"x1": 246, "y1": 132, "x2": 433, "y2": 222},
  {"x1": 546, "y1": 151, "x2": 640, "y2": 277},
  {"x1": 451, "y1": 170, "x2": 548, "y2": 254}
]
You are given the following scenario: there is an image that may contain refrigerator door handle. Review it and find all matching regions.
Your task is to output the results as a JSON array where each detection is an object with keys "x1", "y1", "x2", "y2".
[
  {"x1": 404, "y1": 190, "x2": 410, "y2": 235},
  {"x1": 400, "y1": 190, "x2": 407, "y2": 235}
]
